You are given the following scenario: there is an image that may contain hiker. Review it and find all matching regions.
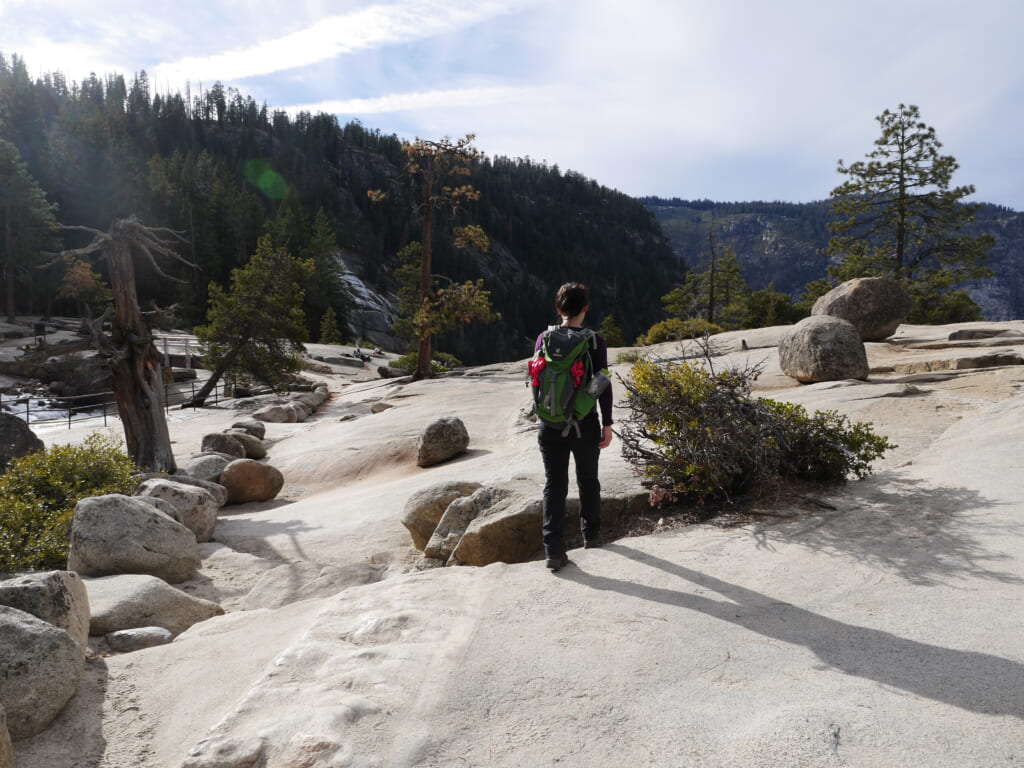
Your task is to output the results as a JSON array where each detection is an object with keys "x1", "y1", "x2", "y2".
[{"x1": 530, "y1": 282, "x2": 613, "y2": 572}]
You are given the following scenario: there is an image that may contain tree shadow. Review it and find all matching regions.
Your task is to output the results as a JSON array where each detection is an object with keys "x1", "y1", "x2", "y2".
[
  {"x1": 571, "y1": 544, "x2": 1024, "y2": 717},
  {"x1": 750, "y1": 475, "x2": 1023, "y2": 586}
]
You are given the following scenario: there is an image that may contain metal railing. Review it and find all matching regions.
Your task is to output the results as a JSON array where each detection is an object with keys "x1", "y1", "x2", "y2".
[{"x1": 3, "y1": 376, "x2": 223, "y2": 430}]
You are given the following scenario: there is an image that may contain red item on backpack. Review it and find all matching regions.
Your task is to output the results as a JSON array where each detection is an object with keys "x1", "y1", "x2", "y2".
[
  {"x1": 528, "y1": 357, "x2": 546, "y2": 386},
  {"x1": 570, "y1": 359, "x2": 584, "y2": 387}
]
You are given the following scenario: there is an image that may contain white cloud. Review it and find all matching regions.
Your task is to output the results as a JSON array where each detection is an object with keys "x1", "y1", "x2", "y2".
[
  {"x1": 152, "y1": 0, "x2": 535, "y2": 87},
  {"x1": 286, "y1": 84, "x2": 552, "y2": 116}
]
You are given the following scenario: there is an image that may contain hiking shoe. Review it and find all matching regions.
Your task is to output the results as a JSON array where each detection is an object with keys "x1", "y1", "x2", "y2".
[
  {"x1": 545, "y1": 553, "x2": 570, "y2": 572},
  {"x1": 583, "y1": 535, "x2": 603, "y2": 549}
]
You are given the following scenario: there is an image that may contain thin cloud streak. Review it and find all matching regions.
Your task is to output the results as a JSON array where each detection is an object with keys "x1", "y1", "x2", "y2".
[
  {"x1": 152, "y1": 0, "x2": 532, "y2": 86},
  {"x1": 286, "y1": 84, "x2": 552, "y2": 116}
]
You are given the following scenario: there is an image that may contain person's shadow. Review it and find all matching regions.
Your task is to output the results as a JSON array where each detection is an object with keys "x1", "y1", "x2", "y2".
[{"x1": 569, "y1": 543, "x2": 1023, "y2": 717}]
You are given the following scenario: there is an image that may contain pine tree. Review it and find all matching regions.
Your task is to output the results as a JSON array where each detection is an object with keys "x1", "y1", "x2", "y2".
[
  {"x1": 189, "y1": 235, "x2": 312, "y2": 406},
  {"x1": 318, "y1": 306, "x2": 343, "y2": 344},
  {"x1": 827, "y1": 104, "x2": 993, "y2": 321},
  {"x1": 0, "y1": 138, "x2": 58, "y2": 321}
]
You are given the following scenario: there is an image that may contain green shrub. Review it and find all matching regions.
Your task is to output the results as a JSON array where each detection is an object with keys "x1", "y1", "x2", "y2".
[
  {"x1": 393, "y1": 350, "x2": 463, "y2": 375},
  {"x1": 617, "y1": 350, "x2": 642, "y2": 364},
  {"x1": 0, "y1": 433, "x2": 138, "y2": 573},
  {"x1": 618, "y1": 357, "x2": 894, "y2": 504},
  {"x1": 636, "y1": 317, "x2": 723, "y2": 346}
]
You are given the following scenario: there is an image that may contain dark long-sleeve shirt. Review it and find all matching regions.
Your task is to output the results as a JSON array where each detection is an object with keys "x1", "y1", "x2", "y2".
[{"x1": 534, "y1": 327, "x2": 613, "y2": 427}]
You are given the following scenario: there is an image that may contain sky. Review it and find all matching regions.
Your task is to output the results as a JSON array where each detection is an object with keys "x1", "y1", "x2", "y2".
[{"x1": 2, "y1": 0, "x2": 1022, "y2": 209}]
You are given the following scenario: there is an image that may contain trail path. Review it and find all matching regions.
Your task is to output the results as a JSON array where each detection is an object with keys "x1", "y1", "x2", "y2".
[{"x1": 11, "y1": 322, "x2": 1024, "y2": 767}]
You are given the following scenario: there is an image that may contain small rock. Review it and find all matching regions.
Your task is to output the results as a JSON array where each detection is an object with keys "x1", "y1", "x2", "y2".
[
  {"x1": 105, "y1": 626, "x2": 175, "y2": 653},
  {"x1": 201, "y1": 432, "x2": 245, "y2": 458},
  {"x1": 231, "y1": 419, "x2": 267, "y2": 440}
]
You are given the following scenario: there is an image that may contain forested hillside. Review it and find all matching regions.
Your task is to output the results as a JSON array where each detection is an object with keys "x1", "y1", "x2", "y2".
[
  {"x1": 644, "y1": 198, "x2": 1024, "y2": 320},
  {"x1": 0, "y1": 53, "x2": 677, "y2": 364}
]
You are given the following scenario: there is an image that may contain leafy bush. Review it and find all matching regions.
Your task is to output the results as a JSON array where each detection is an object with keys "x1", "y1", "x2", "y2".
[
  {"x1": 0, "y1": 433, "x2": 138, "y2": 573},
  {"x1": 617, "y1": 350, "x2": 642, "y2": 364},
  {"x1": 393, "y1": 350, "x2": 463, "y2": 375},
  {"x1": 636, "y1": 317, "x2": 723, "y2": 346},
  {"x1": 618, "y1": 357, "x2": 894, "y2": 504}
]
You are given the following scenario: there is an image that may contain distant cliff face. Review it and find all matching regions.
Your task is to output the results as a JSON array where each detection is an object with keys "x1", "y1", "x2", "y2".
[{"x1": 645, "y1": 200, "x2": 1024, "y2": 320}]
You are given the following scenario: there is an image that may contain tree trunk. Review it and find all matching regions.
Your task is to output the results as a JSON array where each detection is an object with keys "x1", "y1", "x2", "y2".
[
  {"x1": 180, "y1": 350, "x2": 236, "y2": 408},
  {"x1": 106, "y1": 239, "x2": 177, "y2": 473}
]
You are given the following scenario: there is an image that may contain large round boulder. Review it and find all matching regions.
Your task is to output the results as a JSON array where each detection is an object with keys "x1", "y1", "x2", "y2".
[
  {"x1": 225, "y1": 429, "x2": 267, "y2": 459},
  {"x1": 811, "y1": 277, "x2": 910, "y2": 341},
  {"x1": 0, "y1": 606, "x2": 83, "y2": 740},
  {"x1": 200, "y1": 432, "x2": 245, "y2": 458},
  {"x1": 85, "y1": 574, "x2": 223, "y2": 635},
  {"x1": 219, "y1": 459, "x2": 285, "y2": 504},
  {"x1": 68, "y1": 494, "x2": 200, "y2": 583},
  {"x1": 253, "y1": 404, "x2": 296, "y2": 423},
  {"x1": 181, "y1": 452, "x2": 235, "y2": 483},
  {"x1": 416, "y1": 416, "x2": 470, "y2": 467},
  {"x1": 779, "y1": 315, "x2": 869, "y2": 383},
  {"x1": 0, "y1": 571, "x2": 90, "y2": 650},
  {"x1": 402, "y1": 481, "x2": 483, "y2": 550},
  {"x1": 136, "y1": 478, "x2": 220, "y2": 543},
  {"x1": 0, "y1": 412, "x2": 43, "y2": 474},
  {"x1": 231, "y1": 419, "x2": 267, "y2": 440}
]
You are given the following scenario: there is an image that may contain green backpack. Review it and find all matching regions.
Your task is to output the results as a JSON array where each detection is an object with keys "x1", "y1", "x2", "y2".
[{"x1": 528, "y1": 326, "x2": 602, "y2": 436}]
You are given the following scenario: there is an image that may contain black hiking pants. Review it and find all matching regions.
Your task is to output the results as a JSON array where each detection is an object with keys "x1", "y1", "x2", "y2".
[{"x1": 538, "y1": 414, "x2": 601, "y2": 557}]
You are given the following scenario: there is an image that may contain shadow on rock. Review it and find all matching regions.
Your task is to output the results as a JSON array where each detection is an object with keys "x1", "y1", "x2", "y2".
[
  {"x1": 573, "y1": 545, "x2": 1024, "y2": 717},
  {"x1": 13, "y1": 655, "x2": 108, "y2": 768},
  {"x1": 752, "y1": 475, "x2": 1022, "y2": 586}
]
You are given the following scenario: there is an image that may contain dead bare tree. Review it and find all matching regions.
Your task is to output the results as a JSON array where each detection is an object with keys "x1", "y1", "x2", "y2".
[{"x1": 57, "y1": 216, "x2": 194, "y2": 472}]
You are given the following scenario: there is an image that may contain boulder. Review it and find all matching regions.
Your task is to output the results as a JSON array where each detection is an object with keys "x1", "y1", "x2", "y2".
[
  {"x1": 285, "y1": 401, "x2": 311, "y2": 421},
  {"x1": 230, "y1": 419, "x2": 266, "y2": 440},
  {"x1": 225, "y1": 429, "x2": 267, "y2": 459},
  {"x1": 424, "y1": 487, "x2": 509, "y2": 561},
  {"x1": 105, "y1": 626, "x2": 175, "y2": 653},
  {"x1": 85, "y1": 574, "x2": 223, "y2": 635},
  {"x1": 253, "y1": 404, "x2": 296, "y2": 423},
  {"x1": 0, "y1": 412, "x2": 43, "y2": 473},
  {"x1": 219, "y1": 459, "x2": 285, "y2": 504},
  {"x1": 0, "y1": 703, "x2": 13, "y2": 768},
  {"x1": 181, "y1": 452, "x2": 235, "y2": 483},
  {"x1": 0, "y1": 606, "x2": 83, "y2": 741},
  {"x1": 401, "y1": 481, "x2": 483, "y2": 550},
  {"x1": 136, "y1": 478, "x2": 219, "y2": 543},
  {"x1": 450, "y1": 493, "x2": 543, "y2": 566},
  {"x1": 200, "y1": 432, "x2": 245, "y2": 458},
  {"x1": 68, "y1": 494, "x2": 200, "y2": 584},
  {"x1": 294, "y1": 391, "x2": 326, "y2": 410},
  {"x1": 0, "y1": 571, "x2": 90, "y2": 650},
  {"x1": 135, "y1": 495, "x2": 182, "y2": 523},
  {"x1": 167, "y1": 473, "x2": 229, "y2": 507},
  {"x1": 416, "y1": 416, "x2": 470, "y2": 467},
  {"x1": 811, "y1": 277, "x2": 910, "y2": 341},
  {"x1": 778, "y1": 316, "x2": 869, "y2": 383}
]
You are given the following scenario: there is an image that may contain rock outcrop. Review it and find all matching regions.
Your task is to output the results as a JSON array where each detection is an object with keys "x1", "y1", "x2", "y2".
[
  {"x1": 779, "y1": 315, "x2": 869, "y2": 383},
  {"x1": 812, "y1": 276, "x2": 910, "y2": 340},
  {"x1": 0, "y1": 412, "x2": 43, "y2": 473},
  {"x1": 416, "y1": 416, "x2": 470, "y2": 467},
  {"x1": 0, "y1": 606, "x2": 83, "y2": 740},
  {"x1": 85, "y1": 574, "x2": 224, "y2": 635},
  {"x1": 401, "y1": 481, "x2": 482, "y2": 550},
  {"x1": 68, "y1": 494, "x2": 200, "y2": 583},
  {"x1": 0, "y1": 570, "x2": 90, "y2": 650}
]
